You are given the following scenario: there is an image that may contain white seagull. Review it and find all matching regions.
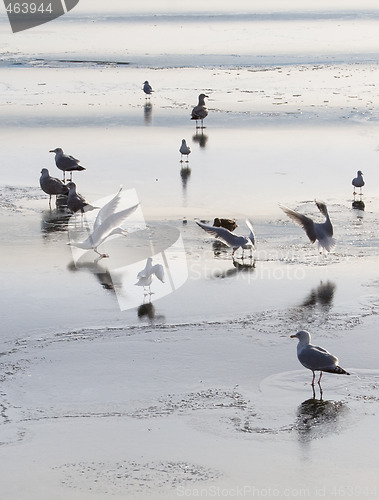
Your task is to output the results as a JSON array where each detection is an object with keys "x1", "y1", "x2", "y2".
[
  {"x1": 179, "y1": 139, "x2": 191, "y2": 162},
  {"x1": 191, "y1": 93, "x2": 208, "y2": 128},
  {"x1": 352, "y1": 170, "x2": 364, "y2": 198},
  {"x1": 135, "y1": 257, "x2": 165, "y2": 293},
  {"x1": 291, "y1": 330, "x2": 350, "y2": 397},
  {"x1": 68, "y1": 187, "x2": 139, "y2": 261},
  {"x1": 280, "y1": 200, "x2": 335, "y2": 253},
  {"x1": 196, "y1": 219, "x2": 255, "y2": 258},
  {"x1": 49, "y1": 147, "x2": 85, "y2": 182}
]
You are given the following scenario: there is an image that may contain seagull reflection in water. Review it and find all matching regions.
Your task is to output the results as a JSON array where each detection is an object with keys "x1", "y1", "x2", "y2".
[
  {"x1": 144, "y1": 102, "x2": 152, "y2": 124},
  {"x1": 180, "y1": 166, "x2": 191, "y2": 191},
  {"x1": 192, "y1": 131, "x2": 208, "y2": 148},
  {"x1": 67, "y1": 261, "x2": 115, "y2": 291},
  {"x1": 40, "y1": 209, "x2": 71, "y2": 235},
  {"x1": 296, "y1": 398, "x2": 348, "y2": 442},
  {"x1": 287, "y1": 281, "x2": 336, "y2": 325},
  {"x1": 300, "y1": 280, "x2": 336, "y2": 308}
]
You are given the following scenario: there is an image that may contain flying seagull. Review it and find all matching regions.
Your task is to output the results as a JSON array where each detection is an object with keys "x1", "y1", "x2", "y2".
[
  {"x1": 191, "y1": 93, "x2": 208, "y2": 128},
  {"x1": 39, "y1": 168, "x2": 69, "y2": 208},
  {"x1": 49, "y1": 147, "x2": 85, "y2": 182},
  {"x1": 68, "y1": 187, "x2": 139, "y2": 261},
  {"x1": 291, "y1": 330, "x2": 350, "y2": 398},
  {"x1": 196, "y1": 219, "x2": 255, "y2": 258},
  {"x1": 280, "y1": 200, "x2": 335, "y2": 253}
]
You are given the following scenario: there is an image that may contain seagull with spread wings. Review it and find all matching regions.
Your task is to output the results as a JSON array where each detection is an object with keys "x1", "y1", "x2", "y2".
[
  {"x1": 196, "y1": 218, "x2": 255, "y2": 258},
  {"x1": 280, "y1": 200, "x2": 335, "y2": 253},
  {"x1": 68, "y1": 187, "x2": 139, "y2": 261}
]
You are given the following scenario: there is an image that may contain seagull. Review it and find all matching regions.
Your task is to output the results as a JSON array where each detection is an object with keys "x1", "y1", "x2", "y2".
[
  {"x1": 352, "y1": 170, "x2": 364, "y2": 198},
  {"x1": 143, "y1": 81, "x2": 153, "y2": 97},
  {"x1": 39, "y1": 168, "x2": 69, "y2": 208},
  {"x1": 290, "y1": 330, "x2": 350, "y2": 397},
  {"x1": 66, "y1": 182, "x2": 97, "y2": 214},
  {"x1": 179, "y1": 139, "x2": 191, "y2": 162},
  {"x1": 49, "y1": 147, "x2": 85, "y2": 182},
  {"x1": 68, "y1": 187, "x2": 139, "y2": 261},
  {"x1": 191, "y1": 93, "x2": 208, "y2": 128},
  {"x1": 135, "y1": 257, "x2": 165, "y2": 294},
  {"x1": 279, "y1": 200, "x2": 335, "y2": 253},
  {"x1": 196, "y1": 219, "x2": 255, "y2": 258}
]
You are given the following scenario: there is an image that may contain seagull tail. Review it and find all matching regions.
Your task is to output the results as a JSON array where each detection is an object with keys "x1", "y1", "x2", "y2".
[{"x1": 76, "y1": 166, "x2": 86, "y2": 171}]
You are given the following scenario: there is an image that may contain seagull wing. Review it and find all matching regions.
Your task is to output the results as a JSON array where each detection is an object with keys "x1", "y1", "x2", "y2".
[
  {"x1": 89, "y1": 203, "x2": 139, "y2": 246},
  {"x1": 299, "y1": 344, "x2": 339, "y2": 371},
  {"x1": 279, "y1": 204, "x2": 317, "y2": 243},
  {"x1": 245, "y1": 219, "x2": 256, "y2": 247},
  {"x1": 152, "y1": 264, "x2": 165, "y2": 282},
  {"x1": 196, "y1": 221, "x2": 237, "y2": 248},
  {"x1": 93, "y1": 187, "x2": 123, "y2": 231},
  {"x1": 67, "y1": 154, "x2": 80, "y2": 163},
  {"x1": 315, "y1": 200, "x2": 328, "y2": 218},
  {"x1": 137, "y1": 258, "x2": 152, "y2": 279}
]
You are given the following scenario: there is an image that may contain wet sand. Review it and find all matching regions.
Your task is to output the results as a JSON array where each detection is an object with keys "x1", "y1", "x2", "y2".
[{"x1": 2, "y1": 3, "x2": 379, "y2": 499}]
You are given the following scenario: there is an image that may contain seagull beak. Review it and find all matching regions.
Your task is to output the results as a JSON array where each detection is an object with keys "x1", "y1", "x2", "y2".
[
  {"x1": 49, "y1": 149, "x2": 55, "y2": 153},
  {"x1": 290, "y1": 334, "x2": 296, "y2": 338},
  {"x1": 120, "y1": 230, "x2": 128, "y2": 237}
]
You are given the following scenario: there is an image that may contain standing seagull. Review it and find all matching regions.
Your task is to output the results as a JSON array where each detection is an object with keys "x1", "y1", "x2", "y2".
[
  {"x1": 290, "y1": 330, "x2": 350, "y2": 398},
  {"x1": 68, "y1": 187, "x2": 139, "y2": 261},
  {"x1": 49, "y1": 147, "x2": 85, "y2": 182},
  {"x1": 196, "y1": 219, "x2": 255, "y2": 258},
  {"x1": 66, "y1": 182, "x2": 97, "y2": 214},
  {"x1": 191, "y1": 93, "x2": 208, "y2": 128},
  {"x1": 39, "y1": 168, "x2": 69, "y2": 208},
  {"x1": 352, "y1": 170, "x2": 364, "y2": 199},
  {"x1": 143, "y1": 81, "x2": 154, "y2": 98},
  {"x1": 179, "y1": 139, "x2": 191, "y2": 162},
  {"x1": 280, "y1": 200, "x2": 335, "y2": 253},
  {"x1": 135, "y1": 257, "x2": 165, "y2": 294}
]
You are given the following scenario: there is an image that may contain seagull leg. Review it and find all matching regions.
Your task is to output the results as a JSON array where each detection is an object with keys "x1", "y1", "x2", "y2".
[
  {"x1": 311, "y1": 371, "x2": 316, "y2": 398},
  {"x1": 318, "y1": 371, "x2": 323, "y2": 400},
  {"x1": 94, "y1": 248, "x2": 109, "y2": 262}
]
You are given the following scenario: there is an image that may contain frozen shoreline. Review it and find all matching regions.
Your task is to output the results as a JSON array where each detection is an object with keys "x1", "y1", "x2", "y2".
[{"x1": 2, "y1": 3, "x2": 379, "y2": 498}]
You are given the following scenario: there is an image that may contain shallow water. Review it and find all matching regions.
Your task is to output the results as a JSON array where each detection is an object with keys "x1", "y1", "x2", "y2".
[{"x1": 1, "y1": 3, "x2": 379, "y2": 499}]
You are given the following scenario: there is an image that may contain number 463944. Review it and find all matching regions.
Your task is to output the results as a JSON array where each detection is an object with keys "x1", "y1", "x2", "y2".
[{"x1": 6, "y1": 3, "x2": 53, "y2": 14}]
